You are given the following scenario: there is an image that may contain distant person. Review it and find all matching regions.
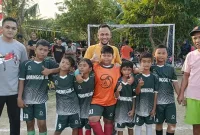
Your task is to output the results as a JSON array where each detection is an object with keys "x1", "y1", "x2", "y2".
[
  {"x1": 179, "y1": 39, "x2": 191, "y2": 59},
  {"x1": 120, "y1": 40, "x2": 133, "y2": 61},
  {"x1": 65, "y1": 40, "x2": 77, "y2": 61},
  {"x1": 60, "y1": 37, "x2": 67, "y2": 47},
  {"x1": 52, "y1": 37, "x2": 66, "y2": 63},
  {"x1": 27, "y1": 32, "x2": 39, "y2": 59},
  {"x1": 16, "y1": 34, "x2": 24, "y2": 44}
]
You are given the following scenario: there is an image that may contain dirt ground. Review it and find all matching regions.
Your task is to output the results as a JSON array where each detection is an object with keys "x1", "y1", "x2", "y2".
[{"x1": 0, "y1": 76, "x2": 193, "y2": 135}]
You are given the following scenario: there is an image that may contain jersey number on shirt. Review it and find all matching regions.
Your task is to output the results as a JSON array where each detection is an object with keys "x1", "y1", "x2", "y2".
[
  {"x1": 89, "y1": 109, "x2": 93, "y2": 115},
  {"x1": 23, "y1": 114, "x2": 29, "y2": 119}
]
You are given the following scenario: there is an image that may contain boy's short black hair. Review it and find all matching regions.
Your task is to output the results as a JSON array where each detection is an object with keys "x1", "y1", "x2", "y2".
[
  {"x1": 156, "y1": 45, "x2": 167, "y2": 50},
  {"x1": 101, "y1": 45, "x2": 114, "y2": 55},
  {"x1": 67, "y1": 40, "x2": 72, "y2": 44},
  {"x1": 2, "y1": 17, "x2": 18, "y2": 26},
  {"x1": 78, "y1": 58, "x2": 93, "y2": 69},
  {"x1": 121, "y1": 60, "x2": 133, "y2": 70},
  {"x1": 17, "y1": 34, "x2": 23, "y2": 39},
  {"x1": 58, "y1": 37, "x2": 65, "y2": 42},
  {"x1": 98, "y1": 24, "x2": 111, "y2": 30},
  {"x1": 62, "y1": 55, "x2": 75, "y2": 67},
  {"x1": 124, "y1": 40, "x2": 129, "y2": 45},
  {"x1": 36, "y1": 39, "x2": 50, "y2": 48},
  {"x1": 139, "y1": 52, "x2": 153, "y2": 62}
]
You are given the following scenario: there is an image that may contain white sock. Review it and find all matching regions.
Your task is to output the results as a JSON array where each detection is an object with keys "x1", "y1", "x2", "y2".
[
  {"x1": 135, "y1": 125, "x2": 142, "y2": 135},
  {"x1": 146, "y1": 124, "x2": 152, "y2": 135}
]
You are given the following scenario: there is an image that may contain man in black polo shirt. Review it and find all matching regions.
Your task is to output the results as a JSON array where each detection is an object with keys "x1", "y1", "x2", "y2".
[{"x1": 52, "y1": 37, "x2": 66, "y2": 63}]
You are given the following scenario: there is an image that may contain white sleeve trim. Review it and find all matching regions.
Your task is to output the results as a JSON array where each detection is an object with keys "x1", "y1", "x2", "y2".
[
  {"x1": 154, "y1": 91, "x2": 158, "y2": 94},
  {"x1": 19, "y1": 78, "x2": 25, "y2": 80},
  {"x1": 172, "y1": 80, "x2": 178, "y2": 82}
]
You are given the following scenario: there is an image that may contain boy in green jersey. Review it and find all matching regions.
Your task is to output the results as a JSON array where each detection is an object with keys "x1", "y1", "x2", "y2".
[
  {"x1": 18, "y1": 39, "x2": 59, "y2": 135},
  {"x1": 114, "y1": 60, "x2": 136, "y2": 135},
  {"x1": 74, "y1": 58, "x2": 94, "y2": 135},
  {"x1": 53, "y1": 56, "x2": 81, "y2": 135},
  {"x1": 153, "y1": 45, "x2": 179, "y2": 135},
  {"x1": 134, "y1": 52, "x2": 158, "y2": 135}
]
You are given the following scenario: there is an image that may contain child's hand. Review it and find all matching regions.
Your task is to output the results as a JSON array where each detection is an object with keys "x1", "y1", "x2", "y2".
[
  {"x1": 127, "y1": 74, "x2": 134, "y2": 85},
  {"x1": 177, "y1": 93, "x2": 185, "y2": 105},
  {"x1": 91, "y1": 53, "x2": 99, "y2": 63},
  {"x1": 128, "y1": 110, "x2": 135, "y2": 117},
  {"x1": 138, "y1": 77, "x2": 144, "y2": 87},
  {"x1": 139, "y1": 66, "x2": 144, "y2": 74},
  {"x1": 117, "y1": 83, "x2": 122, "y2": 91},
  {"x1": 17, "y1": 98, "x2": 27, "y2": 108},
  {"x1": 76, "y1": 74, "x2": 84, "y2": 83},
  {"x1": 150, "y1": 109, "x2": 156, "y2": 117},
  {"x1": 41, "y1": 66, "x2": 51, "y2": 76}
]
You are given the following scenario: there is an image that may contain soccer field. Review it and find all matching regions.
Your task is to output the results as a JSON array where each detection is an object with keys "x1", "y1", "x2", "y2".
[{"x1": 0, "y1": 76, "x2": 193, "y2": 135}]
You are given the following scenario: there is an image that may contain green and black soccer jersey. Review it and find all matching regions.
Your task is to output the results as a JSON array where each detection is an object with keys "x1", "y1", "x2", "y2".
[
  {"x1": 52, "y1": 73, "x2": 80, "y2": 115},
  {"x1": 74, "y1": 73, "x2": 95, "y2": 119},
  {"x1": 19, "y1": 59, "x2": 58, "y2": 104},
  {"x1": 134, "y1": 73, "x2": 158, "y2": 117},
  {"x1": 115, "y1": 78, "x2": 136, "y2": 124},
  {"x1": 151, "y1": 64, "x2": 177, "y2": 104}
]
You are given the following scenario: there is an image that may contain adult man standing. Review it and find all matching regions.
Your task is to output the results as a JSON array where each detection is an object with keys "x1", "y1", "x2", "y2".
[
  {"x1": 84, "y1": 24, "x2": 121, "y2": 64},
  {"x1": 178, "y1": 26, "x2": 200, "y2": 135},
  {"x1": 27, "y1": 32, "x2": 39, "y2": 59},
  {"x1": 65, "y1": 40, "x2": 77, "y2": 61},
  {"x1": 0, "y1": 17, "x2": 28, "y2": 135},
  {"x1": 52, "y1": 37, "x2": 65, "y2": 63}
]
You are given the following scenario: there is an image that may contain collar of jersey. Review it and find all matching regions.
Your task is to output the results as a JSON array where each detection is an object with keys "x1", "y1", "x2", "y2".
[
  {"x1": 142, "y1": 74, "x2": 150, "y2": 77},
  {"x1": 34, "y1": 61, "x2": 42, "y2": 64},
  {"x1": 121, "y1": 81, "x2": 128, "y2": 85},
  {"x1": 83, "y1": 77, "x2": 89, "y2": 82},
  {"x1": 60, "y1": 75, "x2": 68, "y2": 79},
  {"x1": 157, "y1": 65, "x2": 164, "y2": 67},
  {"x1": 100, "y1": 64, "x2": 114, "y2": 69}
]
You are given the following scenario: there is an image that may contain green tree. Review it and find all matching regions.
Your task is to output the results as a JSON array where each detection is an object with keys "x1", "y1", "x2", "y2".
[
  {"x1": 118, "y1": 0, "x2": 200, "y2": 49},
  {"x1": 55, "y1": 0, "x2": 120, "y2": 42}
]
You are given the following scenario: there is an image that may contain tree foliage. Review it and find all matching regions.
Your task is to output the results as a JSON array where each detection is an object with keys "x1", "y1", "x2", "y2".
[
  {"x1": 119, "y1": 0, "x2": 200, "y2": 49},
  {"x1": 55, "y1": 0, "x2": 120, "y2": 42}
]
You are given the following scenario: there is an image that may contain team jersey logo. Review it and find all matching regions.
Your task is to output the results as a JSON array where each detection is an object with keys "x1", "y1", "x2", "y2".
[
  {"x1": 78, "y1": 85, "x2": 82, "y2": 89},
  {"x1": 100, "y1": 74, "x2": 113, "y2": 88},
  {"x1": 28, "y1": 66, "x2": 32, "y2": 70},
  {"x1": 55, "y1": 80, "x2": 58, "y2": 85},
  {"x1": 171, "y1": 115, "x2": 175, "y2": 119},
  {"x1": 39, "y1": 111, "x2": 43, "y2": 116}
]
